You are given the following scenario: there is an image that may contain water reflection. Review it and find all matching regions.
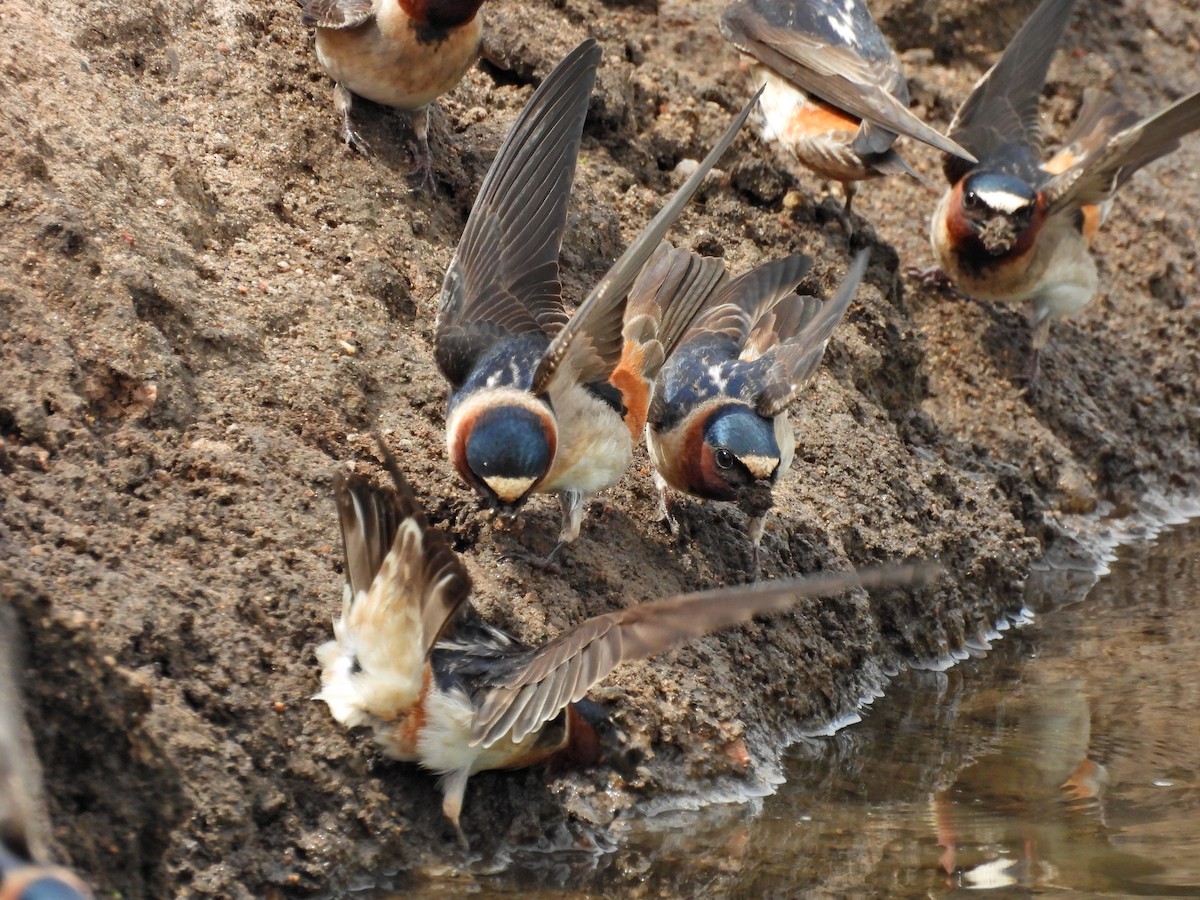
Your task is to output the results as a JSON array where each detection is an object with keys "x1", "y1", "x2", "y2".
[{"x1": 382, "y1": 520, "x2": 1200, "y2": 897}]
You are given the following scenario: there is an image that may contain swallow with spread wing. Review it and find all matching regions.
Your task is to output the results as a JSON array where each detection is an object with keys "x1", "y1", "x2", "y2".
[
  {"x1": 300, "y1": 0, "x2": 484, "y2": 172},
  {"x1": 436, "y1": 40, "x2": 761, "y2": 562},
  {"x1": 720, "y1": 0, "x2": 975, "y2": 218},
  {"x1": 0, "y1": 610, "x2": 95, "y2": 900},
  {"x1": 315, "y1": 443, "x2": 938, "y2": 844},
  {"x1": 647, "y1": 249, "x2": 869, "y2": 577},
  {"x1": 930, "y1": 0, "x2": 1200, "y2": 382}
]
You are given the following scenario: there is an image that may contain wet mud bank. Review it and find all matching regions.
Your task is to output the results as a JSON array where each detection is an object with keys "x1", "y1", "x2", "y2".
[{"x1": 1, "y1": 0, "x2": 1198, "y2": 895}]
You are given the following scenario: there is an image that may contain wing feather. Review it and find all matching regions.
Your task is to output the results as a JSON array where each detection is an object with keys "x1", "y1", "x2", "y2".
[
  {"x1": 435, "y1": 40, "x2": 602, "y2": 386},
  {"x1": 944, "y1": 0, "x2": 1078, "y2": 184},
  {"x1": 300, "y1": 0, "x2": 374, "y2": 29},
  {"x1": 1044, "y1": 89, "x2": 1200, "y2": 214},
  {"x1": 471, "y1": 561, "x2": 940, "y2": 747},
  {"x1": 531, "y1": 86, "x2": 763, "y2": 398},
  {"x1": 720, "y1": 0, "x2": 974, "y2": 161}
]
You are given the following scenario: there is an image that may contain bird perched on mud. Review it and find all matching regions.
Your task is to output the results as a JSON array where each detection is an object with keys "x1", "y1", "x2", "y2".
[
  {"x1": 437, "y1": 39, "x2": 760, "y2": 562},
  {"x1": 719, "y1": 0, "x2": 975, "y2": 221},
  {"x1": 929, "y1": 0, "x2": 1200, "y2": 384},
  {"x1": 315, "y1": 441, "x2": 938, "y2": 844},
  {"x1": 647, "y1": 249, "x2": 869, "y2": 577},
  {"x1": 0, "y1": 612, "x2": 95, "y2": 900},
  {"x1": 300, "y1": 0, "x2": 484, "y2": 173}
]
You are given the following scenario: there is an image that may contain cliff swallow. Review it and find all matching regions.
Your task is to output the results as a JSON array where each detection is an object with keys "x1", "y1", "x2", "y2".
[
  {"x1": 647, "y1": 250, "x2": 869, "y2": 577},
  {"x1": 720, "y1": 0, "x2": 975, "y2": 218},
  {"x1": 437, "y1": 39, "x2": 760, "y2": 560},
  {"x1": 0, "y1": 615, "x2": 95, "y2": 900},
  {"x1": 300, "y1": 0, "x2": 484, "y2": 172},
  {"x1": 930, "y1": 0, "x2": 1200, "y2": 383},
  {"x1": 315, "y1": 441, "x2": 938, "y2": 844}
]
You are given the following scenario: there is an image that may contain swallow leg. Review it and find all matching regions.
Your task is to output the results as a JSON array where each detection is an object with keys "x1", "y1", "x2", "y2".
[
  {"x1": 439, "y1": 769, "x2": 471, "y2": 850},
  {"x1": 747, "y1": 514, "x2": 766, "y2": 581},
  {"x1": 654, "y1": 473, "x2": 686, "y2": 540},
  {"x1": 557, "y1": 488, "x2": 586, "y2": 545},
  {"x1": 406, "y1": 107, "x2": 435, "y2": 190},
  {"x1": 841, "y1": 181, "x2": 857, "y2": 218},
  {"x1": 1023, "y1": 310, "x2": 1053, "y2": 394},
  {"x1": 333, "y1": 82, "x2": 372, "y2": 156}
]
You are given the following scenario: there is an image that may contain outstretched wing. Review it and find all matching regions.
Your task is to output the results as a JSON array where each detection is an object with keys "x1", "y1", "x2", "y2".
[
  {"x1": 300, "y1": 0, "x2": 373, "y2": 29},
  {"x1": 944, "y1": 0, "x2": 1078, "y2": 184},
  {"x1": 531, "y1": 86, "x2": 764, "y2": 399},
  {"x1": 470, "y1": 561, "x2": 941, "y2": 748},
  {"x1": 435, "y1": 40, "x2": 602, "y2": 388},
  {"x1": 755, "y1": 249, "x2": 867, "y2": 418},
  {"x1": 1044, "y1": 89, "x2": 1200, "y2": 215},
  {"x1": 721, "y1": 0, "x2": 974, "y2": 160}
]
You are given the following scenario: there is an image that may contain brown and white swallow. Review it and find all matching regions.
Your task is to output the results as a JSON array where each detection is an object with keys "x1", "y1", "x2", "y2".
[
  {"x1": 300, "y1": 0, "x2": 484, "y2": 172},
  {"x1": 929, "y1": 0, "x2": 1200, "y2": 383},
  {"x1": 646, "y1": 249, "x2": 869, "y2": 577},
  {"x1": 315, "y1": 441, "x2": 939, "y2": 845},
  {"x1": 0, "y1": 612, "x2": 95, "y2": 900},
  {"x1": 720, "y1": 0, "x2": 975, "y2": 218},
  {"x1": 436, "y1": 39, "x2": 761, "y2": 562}
]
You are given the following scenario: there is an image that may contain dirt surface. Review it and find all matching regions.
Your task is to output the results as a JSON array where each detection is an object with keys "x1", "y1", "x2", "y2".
[{"x1": 1, "y1": 0, "x2": 1197, "y2": 896}]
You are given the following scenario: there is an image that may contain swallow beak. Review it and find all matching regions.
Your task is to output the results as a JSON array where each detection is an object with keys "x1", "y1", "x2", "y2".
[{"x1": 483, "y1": 475, "x2": 537, "y2": 505}]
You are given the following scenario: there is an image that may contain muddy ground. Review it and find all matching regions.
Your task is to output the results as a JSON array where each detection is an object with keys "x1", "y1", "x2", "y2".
[{"x1": 1, "y1": 0, "x2": 1197, "y2": 896}]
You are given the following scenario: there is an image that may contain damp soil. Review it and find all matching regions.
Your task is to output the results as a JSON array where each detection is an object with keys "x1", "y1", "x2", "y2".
[{"x1": 1, "y1": 0, "x2": 1198, "y2": 896}]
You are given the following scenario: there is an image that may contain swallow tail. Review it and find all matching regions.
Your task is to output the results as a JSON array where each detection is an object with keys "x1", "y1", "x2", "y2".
[
  {"x1": 317, "y1": 445, "x2": 472, "y2": 726},
  {"x1": 755, "y1": 250, "x2": 867, "y2": 418}
]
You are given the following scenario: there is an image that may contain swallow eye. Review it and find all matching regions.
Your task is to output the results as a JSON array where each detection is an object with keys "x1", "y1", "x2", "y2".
[
  {"x1": 714, "y1": 448, "x2": 735, "y2": 469},
  {"x1": 963, "y1": 190, "x2": 981, "y2": 211}
]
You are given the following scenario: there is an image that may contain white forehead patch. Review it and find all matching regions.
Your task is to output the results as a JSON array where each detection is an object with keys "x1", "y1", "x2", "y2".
[{"x1": 973, "y1": 188, "x2": 1032, "y2": 214}]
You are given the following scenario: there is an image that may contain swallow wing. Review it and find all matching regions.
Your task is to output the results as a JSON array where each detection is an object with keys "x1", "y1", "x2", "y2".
[
  {"x1": 675, "y1": 252, "x2": 813, "y2": 356},
  {"x1": 299, "y1": 0, "x2": 374, "y2": 29},
  {"x1": 435, "y1": 40, "x2": 601, "y2": 389},
  {"x1": 944, "y1": 0, "x2": 1078, "y2": 184},
  {"x1": 624, "y1": 243, "x2": 730, "y2": 368},
  {"x1": 755, "y1": 249, "x2": 866, "y2": 418},
  {"x1": 531, "y1": 87, "x2": 762, "y2": 398},
  {"x1": 720, "y1": 0, "x2": 973, "y2": 160},
  {"x1": 1043, "y1": 89, "x2": 1200, "y2": 215},
  {"x1": 469, "y1": 561, "x2": 940, "y2": 748},
  {"x1": 320, "y1": 448, "x2": 472, "y2": 721}
]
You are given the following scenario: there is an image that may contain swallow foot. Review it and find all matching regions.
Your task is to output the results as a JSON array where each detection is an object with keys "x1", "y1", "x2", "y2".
[
  {"x1": 906, "y1": 265, "x2": 956, "y2": 293},
  {"x1": 343, "y1": 122, "x2": 373, "y2": 157},
  {"x1": 405, "y1": 108, "x2": 436, "y2": 191},
  {"x1": 333, "y1": 83, "x2": 372, "y2": 157},
  {"x1": 406, "y1": 142, "x2": 435, "y2": 191},
  {"x1": 499, "y1": 541, "x2": 565, "y2": 575}
]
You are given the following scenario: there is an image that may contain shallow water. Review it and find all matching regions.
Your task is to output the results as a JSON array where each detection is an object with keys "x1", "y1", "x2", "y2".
[{"x1": 388, "y1": 519, "x2": 1200, "y2": 897}]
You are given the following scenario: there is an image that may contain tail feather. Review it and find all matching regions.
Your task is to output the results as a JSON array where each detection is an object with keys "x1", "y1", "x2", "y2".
[{"x1": 316, "y1": 449, "x2": 472, "y2": 725}]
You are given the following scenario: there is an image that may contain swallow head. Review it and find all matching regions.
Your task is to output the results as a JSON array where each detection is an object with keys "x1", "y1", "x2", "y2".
[
  {"x1": 398, "y1": 0, "x2": 486, "y2": 30},
  {"x1": 948, "y1": 171, "x2": 1044, "y2": 258},
  {"x1": 686, "y1": 404, "x2": 781, "y2": 513},
  {"x1": 447, "y1": 388, "x2": 558, "y2": 512}
]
